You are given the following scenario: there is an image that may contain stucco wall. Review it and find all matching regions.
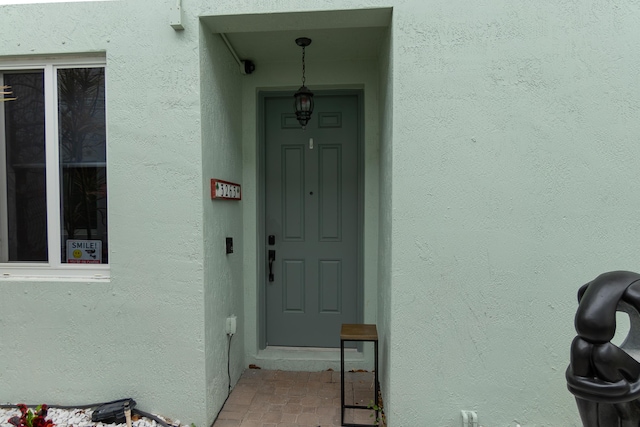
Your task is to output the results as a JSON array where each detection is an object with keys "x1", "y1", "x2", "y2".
[
  {"x1": 389, "y1": 1, "x2": 640, "y2": 426},
  {"x1": 376, "y1": 23, "x2": 394, "y2": 427},
  {"x1": 199, "y1": 27, "x2": 245, "y2": 425},
  {"x1": 0, "y1": 1, "x2": 208, "y2": 425}
]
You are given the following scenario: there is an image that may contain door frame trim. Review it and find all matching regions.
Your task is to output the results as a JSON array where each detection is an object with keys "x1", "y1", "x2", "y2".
[{"x1": 257, "y1": 89, "x2": 365, "y2": 349}]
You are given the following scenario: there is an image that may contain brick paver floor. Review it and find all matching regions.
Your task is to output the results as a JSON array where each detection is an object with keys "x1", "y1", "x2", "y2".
[{"x1": 212, "y1": 369, "x2": 377, "y2": 427}]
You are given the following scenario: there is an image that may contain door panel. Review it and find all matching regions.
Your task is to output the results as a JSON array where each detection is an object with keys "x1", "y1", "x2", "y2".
[
  {"x1": 265, "y1": 93, "x2": 360, "y2": 347},
  {"x1": 282, "y1": 146, "x2": 305, "y2": 240},
  {"x1": 319, "y1": 145, "x2": 342, "y2": 240}
]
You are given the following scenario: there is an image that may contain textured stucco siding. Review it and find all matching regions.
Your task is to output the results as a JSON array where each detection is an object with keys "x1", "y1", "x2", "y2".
[
  {"x1": 199, "y1": 26, "x2": 245, "y2": 425},
  {"x1": 389, "y1": 1, "x2": 640, "y2": 426},
  {"x1": 376, "y1": 22, "x2": 394, "y2": 427}
]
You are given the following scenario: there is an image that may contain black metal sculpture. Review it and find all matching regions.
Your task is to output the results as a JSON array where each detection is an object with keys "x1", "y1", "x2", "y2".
[{"x1": 567, "y1": 271, "x2": 640, "y2": 426}]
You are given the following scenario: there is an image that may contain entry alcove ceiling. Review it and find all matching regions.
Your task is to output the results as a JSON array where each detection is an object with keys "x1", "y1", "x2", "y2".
[{"x1": 200, "y1": 8, "x2": 392, "y2": 64}]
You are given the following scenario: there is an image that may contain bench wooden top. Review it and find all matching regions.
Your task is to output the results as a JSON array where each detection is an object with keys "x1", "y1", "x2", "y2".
[{"x1": 340, "y1": 324, "x2": 378, "y2": 341}]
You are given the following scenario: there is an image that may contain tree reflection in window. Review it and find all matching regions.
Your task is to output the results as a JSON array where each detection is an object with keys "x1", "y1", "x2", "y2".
[
  {"x1": 57, "y1": 68, "x2": 107, "y2": 263},
  {"x1": 3, "y1": 72, "x2": 47, "y2": 261}
]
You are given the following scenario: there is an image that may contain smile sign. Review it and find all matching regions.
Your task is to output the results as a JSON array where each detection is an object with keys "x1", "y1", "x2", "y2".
[{"x1": 67, "y1": 239, "x2": 102, "y2": 263}]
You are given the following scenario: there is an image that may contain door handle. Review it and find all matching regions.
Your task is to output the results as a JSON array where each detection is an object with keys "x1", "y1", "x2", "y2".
[{"x1": 268, "y1": 250, "x2": 276, "y2": 282}]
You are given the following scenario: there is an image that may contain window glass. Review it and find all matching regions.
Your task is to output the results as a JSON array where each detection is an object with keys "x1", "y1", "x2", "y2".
[
  {"x1": 3, "y1": 72, "x2": 47, "y2": 261},
  {"x1": 57, "y1": 67, "x2": 107, "y2": 264}
]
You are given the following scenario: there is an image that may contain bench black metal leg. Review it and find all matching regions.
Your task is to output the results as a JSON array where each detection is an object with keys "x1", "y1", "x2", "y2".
[{"x1": 341, "y1": 339, "x2": 345, "y2": 426}]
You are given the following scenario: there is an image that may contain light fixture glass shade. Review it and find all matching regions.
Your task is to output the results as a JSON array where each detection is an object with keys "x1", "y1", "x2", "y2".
[{"x1": 294, "y1": 85, "x2": 314, "y2": 128}]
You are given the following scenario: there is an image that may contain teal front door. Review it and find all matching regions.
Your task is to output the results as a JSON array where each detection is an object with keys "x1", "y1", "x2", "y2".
[{"x1": 264, "y1": 92, "x2": 361, "y2": 347}]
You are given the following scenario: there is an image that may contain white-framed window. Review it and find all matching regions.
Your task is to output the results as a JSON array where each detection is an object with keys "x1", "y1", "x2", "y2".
[{"x1": 0, "y1": 56, "x2": 109, "y2": 280}]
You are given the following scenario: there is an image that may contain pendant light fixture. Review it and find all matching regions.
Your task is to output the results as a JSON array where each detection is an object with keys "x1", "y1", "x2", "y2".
[{"x1": 293, "y1": 37, "x2": 314, "y2": 129}]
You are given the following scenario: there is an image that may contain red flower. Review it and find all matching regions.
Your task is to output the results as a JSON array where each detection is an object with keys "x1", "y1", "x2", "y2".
[
  {"x1": 32, "y1": 416, "x2": 53, "y2": 427},
  {"x1": 10, "y1": 404, "x2": 55, "y2": 427}
]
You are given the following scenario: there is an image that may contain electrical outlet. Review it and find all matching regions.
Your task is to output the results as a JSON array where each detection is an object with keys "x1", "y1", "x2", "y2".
[
  {"x1": 225, "y1": 315, "x2": 237, "y2": 335},
  {"x1": 461, "y1": 410, "x2": 478, "y2": 427}
]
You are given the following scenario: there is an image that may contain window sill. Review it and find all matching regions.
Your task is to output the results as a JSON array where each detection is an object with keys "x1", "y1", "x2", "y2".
[{"x1": 0, "y1": 265, "x2": 110, "y2": 282}]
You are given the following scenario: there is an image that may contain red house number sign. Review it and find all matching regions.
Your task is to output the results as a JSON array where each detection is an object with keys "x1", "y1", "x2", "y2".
[{"x1": 211, "y1": 179, "x2": 242, "y2": 200}]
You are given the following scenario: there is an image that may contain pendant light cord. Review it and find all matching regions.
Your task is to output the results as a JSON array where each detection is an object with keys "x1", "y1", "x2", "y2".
[{"x1": 301, "y1": 46, "x2": 306, "y2": 86}]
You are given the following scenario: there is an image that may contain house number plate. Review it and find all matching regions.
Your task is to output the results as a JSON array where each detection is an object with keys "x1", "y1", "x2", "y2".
[{"x1": 211, "y1": 179, "x2": 242, "y2": 200}]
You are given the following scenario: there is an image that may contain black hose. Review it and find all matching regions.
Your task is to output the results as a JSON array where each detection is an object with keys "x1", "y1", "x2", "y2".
[
  {"x1": 0, "y1": 403, "x2": 102, "y2": 409},
  {"x1": 132, "y1": 408, "x2": 172, "y2": 427},
  {"x1": 227, "y1": 334, "x2": 232, "y2": 392},
  {"x1": 0, "y1": 402, "x2": 172, "y2": 427},
  {"x1": 210, "y1": 333, "x2": 234, "y2": 427}
]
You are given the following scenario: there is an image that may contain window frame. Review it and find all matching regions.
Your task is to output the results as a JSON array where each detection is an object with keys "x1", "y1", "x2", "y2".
[{"x1": 0, "y1": 55, "x2": 109, "y2": 281}]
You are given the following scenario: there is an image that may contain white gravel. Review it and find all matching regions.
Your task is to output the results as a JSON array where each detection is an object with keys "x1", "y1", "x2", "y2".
[{"x1": 0, "y1": 407, "x2": 182, "y2": 427}]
